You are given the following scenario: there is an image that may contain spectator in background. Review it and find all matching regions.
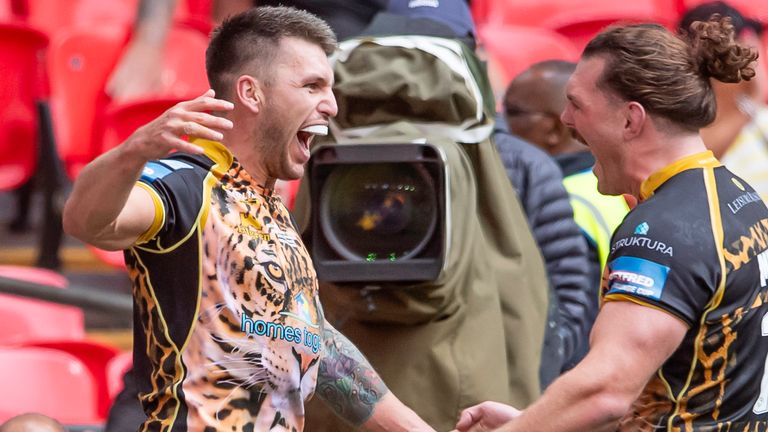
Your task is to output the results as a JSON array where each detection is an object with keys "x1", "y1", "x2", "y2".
[
  {"x1": 106, "y1": 0, "x2": 181, "y2": 102},
  {"x1": 502, "y1": 60, "x2": 630, "y2": 368},
  {"x1": 0, "y1": 414, "x2": 65, "y2": 432},
  {"x1": 493, "y1": 115, "x2": 593, "y2": 383},
  {"x1": 106, "y1": 0, "x2": 387, "y2": 102},
  {"x1": 679, "y1": 1, "x2": 768, "y2": 201}
]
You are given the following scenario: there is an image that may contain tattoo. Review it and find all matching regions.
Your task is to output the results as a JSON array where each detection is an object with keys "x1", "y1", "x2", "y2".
[{"x1": 316, "y1": 322, "x2": 390, "y2": 426}]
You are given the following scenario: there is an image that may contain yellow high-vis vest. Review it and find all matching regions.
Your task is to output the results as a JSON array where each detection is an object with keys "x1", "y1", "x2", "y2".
[{"x1": 563, "y1": 169, "x2": 630, "y2": 273}]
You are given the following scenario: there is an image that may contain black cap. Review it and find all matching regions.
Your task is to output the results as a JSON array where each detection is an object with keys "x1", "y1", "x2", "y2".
[
  {"x1": 359, "y1": 0, "x2": 477, "y2": 49},
  {"x1": 679, "y1": 1, "x2": 763, "y2": 36}
]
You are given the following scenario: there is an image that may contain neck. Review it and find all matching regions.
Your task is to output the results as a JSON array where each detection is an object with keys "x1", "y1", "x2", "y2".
[
  {"x1": 220, "y1": 123, "x2": 276, "y2": 191},
  {"x1": 624, "y1": 133, "x2": 708, "y2": 199},
  {"x1": 224, "y1": 108, "x2": 276, "y2": 189}
]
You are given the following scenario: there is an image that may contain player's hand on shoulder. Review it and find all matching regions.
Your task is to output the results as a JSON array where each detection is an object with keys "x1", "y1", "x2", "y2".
[
  {"x1": 125, "y1": 89, "x2": 234, "y2": 160},
  {"x1": 453, "y1": 401, "x2": 521, "y2": 432}
]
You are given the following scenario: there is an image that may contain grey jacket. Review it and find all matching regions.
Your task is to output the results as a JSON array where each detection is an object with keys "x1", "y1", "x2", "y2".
[{"x1": 493, "y1": 119, "x2": 592, "y2": 386}]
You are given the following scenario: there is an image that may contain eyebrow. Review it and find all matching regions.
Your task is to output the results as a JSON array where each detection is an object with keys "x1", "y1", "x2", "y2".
[{"x1": 304, "y1": 73, "x2": 334, "y2": 87}]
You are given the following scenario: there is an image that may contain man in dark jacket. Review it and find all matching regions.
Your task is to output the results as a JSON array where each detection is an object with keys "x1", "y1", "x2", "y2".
[
  {"x1": 494, "y1": 118, "x2": 592, "y2": 384},
  {"x1": 502, "y1": 60, "x2": 630, "y2": 369}
]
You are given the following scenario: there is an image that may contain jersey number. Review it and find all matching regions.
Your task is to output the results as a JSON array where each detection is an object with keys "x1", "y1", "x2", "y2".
[{"x1": 753, "y1": 252, "x2": 768, "y2": 415}]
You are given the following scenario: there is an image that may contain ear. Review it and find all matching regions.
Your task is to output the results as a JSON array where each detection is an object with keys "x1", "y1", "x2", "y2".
[
  {"x1": 623, "y1": 101, "x2": 646, "y2": 140},
  {"x1": 235, "y1": 74, "x2": 263, "y2": 114}
]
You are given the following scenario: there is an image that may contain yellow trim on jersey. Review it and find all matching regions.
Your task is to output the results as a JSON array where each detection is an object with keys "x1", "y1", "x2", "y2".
[
  {"x1": 133, "y1": 173, "x2": 218, "y2": 428},
  {"x1": 640, "y1": 151, "x2": 721, "y2": 201},
  {"x1": 132, "y1": 139, "x2": 233, "y2": 430},
  {"x1": 168, "y1": 221, "x2": 207, "y2": 430},
  {"x1": 133, "y1": 252, "x2": 185, "y2": 431},
  {"x1": 198, "y1": 173, "x2": 216, "y2": 230},
  {"x1": 657, "y1": 368, "x2": 676, "y2": 403},
  {"x1": 134, "y1": 182, "x2": 166, "y2": 245},
  {"x1": 603, "y1": 294, "x2": 690, "y2": 326},
  {"x1": 193, "y1": 137, "x2": 234, "y2": 177},
  {"x1": 134, "y1": 201, "x2": 205, "y2": 254},
  {"x1": 134, "y1": 141, "x2": 231, "y2": 255},
  {"x1": 667, "y1": 167, "x2": 728, "y2": 430}
]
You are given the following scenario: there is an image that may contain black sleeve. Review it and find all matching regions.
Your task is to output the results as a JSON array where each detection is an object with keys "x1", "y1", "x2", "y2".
[
  {"x1": 604, "y1": 195, "x2": 719, "y2": 327},
  {"x1": 135, "y1": 154, "x2": 212, "y2": 249}
]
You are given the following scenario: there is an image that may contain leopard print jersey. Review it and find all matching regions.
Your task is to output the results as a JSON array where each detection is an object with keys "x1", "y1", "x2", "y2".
[{"x1": 128, "y1": 140, "x2": 322, "y2": 432}]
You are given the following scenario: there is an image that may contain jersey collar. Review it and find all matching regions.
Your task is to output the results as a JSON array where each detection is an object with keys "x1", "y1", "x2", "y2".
[
  {"x1": 190, "y1": 138, "x2": 234, "y2": 175},
  {"x1": 639, "y1": 150, "x2": 721, "y2": 201},
  {"x1": 190, "y1": 138, "x2": 277, "y2": 197}
]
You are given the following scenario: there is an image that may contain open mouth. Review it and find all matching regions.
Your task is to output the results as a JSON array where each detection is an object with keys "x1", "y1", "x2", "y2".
[
  {"x1": 570, "y1": 129, "x2": 588, "y2": 146},
  {"x1": 297, "y1": 125, "x2": 329, "y2": 150}
]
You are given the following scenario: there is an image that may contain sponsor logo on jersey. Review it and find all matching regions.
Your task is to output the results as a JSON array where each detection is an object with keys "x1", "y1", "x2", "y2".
[
  {"x1": 140, "y1": 160, "x2": 193, "y2": 182},
  {"x1": 609, "y1": 270, "x2": 655, "y2": 287},
  {"x1": 727, "y1": 191, "x2": 762, "y2": 214},
  {"x1": 228, "y1": 189, "x2": 261, "y2": 203},
  {"x1": 607, "y1": 256, "x2": 670, "y2": 300},
  {"x1": 237, "y1": 213, "x2": 271, "y2": 241},
  {"x1": 612, "y1": 236, "x2": 674, "y2": 256},
  {"x1": 266, "y1": 223, "x2": 298, "y2": 247},
  {"x1": 634, "y1": 222, "x2": 650, "y2": 235},
  {"x1": 280, "y1": 291, "x2": 320, "y2": 329}
]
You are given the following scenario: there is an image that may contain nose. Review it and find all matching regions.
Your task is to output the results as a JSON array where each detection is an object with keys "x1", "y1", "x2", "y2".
[
  {"x1": 560, "y1": 105, "x2": 573, "y2": 128},
  {"x1": 320, "y1": 88, "x2": 338, "y2": 118}
]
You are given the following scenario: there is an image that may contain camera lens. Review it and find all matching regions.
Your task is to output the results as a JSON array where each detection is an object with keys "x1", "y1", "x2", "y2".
[{"x1": 320, "y1": 163, "x2": 437, "y2": 261}]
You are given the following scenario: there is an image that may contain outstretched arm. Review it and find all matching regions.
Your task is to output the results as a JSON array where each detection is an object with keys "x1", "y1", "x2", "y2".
[
  {"x1": 63, "y1": 90, "x2": 233, "y2": 250},
  {"x1": 316, "y1": 321, "x2": 434, "y2": 432},
  {"x1": 454, "y1": 301, "x2": 687, "y2": 432}
]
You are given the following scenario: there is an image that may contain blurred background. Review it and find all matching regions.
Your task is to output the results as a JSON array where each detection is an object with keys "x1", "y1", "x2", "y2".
[{"x1": 0, "y1": 0, "x2": 766, "y2": 429}]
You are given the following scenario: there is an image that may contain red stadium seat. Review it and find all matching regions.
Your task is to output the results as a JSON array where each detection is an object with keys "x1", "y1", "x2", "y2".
[
  {"x1": 47, "y1": 26, "x2": 125, "y2": 179},
  {"x1": 25, "y1": 0, "x2": 137, "y2": 37},
  {"x1": 0, "y1": 347, "x2": 101, "y2": 423},
  {"x1": 276, "y1": 180, "x2": 301, "y2": 211},
  {"x1": 470, "y1": 0, "x2": 493, "y2": 28},
  {"x1": 550, "y1": 16, "x2": 673, "y2": 53},
  {"x1": 484, "y1": 0, "x2": 676, "y2": 33},
  {"x1": 49, "y1": 25, "x2": 210, "y2": 179},
  {"x1": 86, "y1": 246, "x2": 126, "y2": 269},
  {"x1": 174, "y1": 0, "x2": 214, "y2": 35},
  {"x1": 0, "y1": 1, "x2": 11, "y2": 20},
  {"x1": 0, "y1": 23, "x2": 47, "y2": 191},
  {"x1": 154, "y1": 26, "x2": 210, "y2": 97},
  {"x1": 100, "y1": 97, "x2": 187, "y2": 154},
  {"x1": 0, "y1": 265, "x2": 85, "y2": 344},
  {"x1": 479, "y1": 24, "x2": 580, "y2": 91},
  {"x1": 21, "y1": 340, "x2": 120, "y2": 419},
  {"x1": 106, "y1": 351, "x2": 133, "y2": 400}
]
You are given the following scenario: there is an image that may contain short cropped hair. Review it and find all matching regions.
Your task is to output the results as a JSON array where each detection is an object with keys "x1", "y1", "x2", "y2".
[
  {"x1": 206, "y1": 6, "x2": 337, "y2": 99},
  {"x1": 583, "y1": 16, "x2": 758, "y2": 131}
]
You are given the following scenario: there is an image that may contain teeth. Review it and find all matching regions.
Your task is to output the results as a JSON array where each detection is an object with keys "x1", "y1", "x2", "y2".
[{"x1": 300, "y1": 125, "x2": 328, "y2": 136}]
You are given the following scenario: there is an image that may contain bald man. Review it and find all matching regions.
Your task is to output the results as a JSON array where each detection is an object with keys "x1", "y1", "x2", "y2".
[
  {"x1": 503, "y1": 60, "x2": 630, "y2": 368},
  {"x1": 503, "y1": 61, "x2": 585, "y2": 157},
  {"x1": 0, "y1": 414, "x2": 65, "y2": 432}
]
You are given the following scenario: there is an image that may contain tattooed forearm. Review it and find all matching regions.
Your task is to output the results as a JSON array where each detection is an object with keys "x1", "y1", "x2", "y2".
[{"x1": 316, "y1": 323, "x2": 390, "y2": 426}]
